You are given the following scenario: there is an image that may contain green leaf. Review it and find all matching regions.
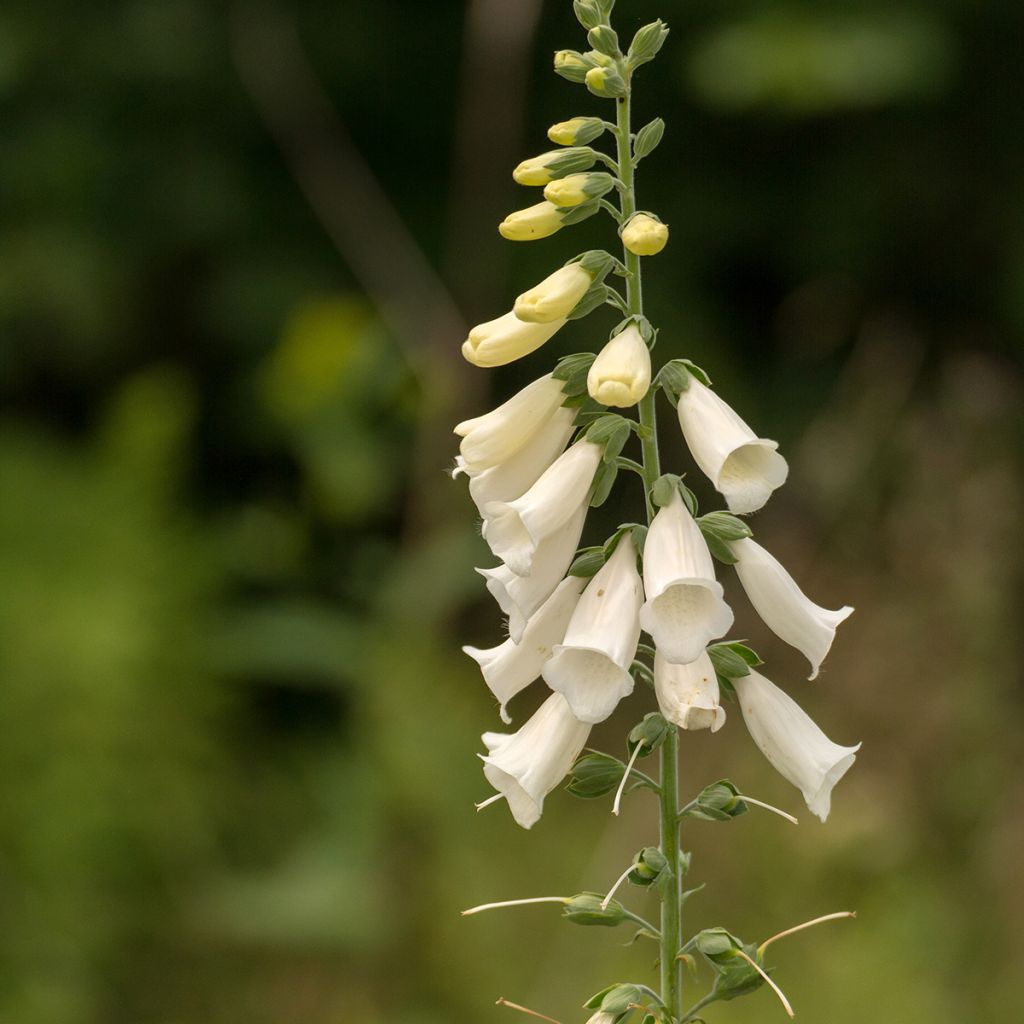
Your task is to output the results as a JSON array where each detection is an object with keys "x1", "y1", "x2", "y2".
[
  {"x1": 633, "y1": 118, "x2": 665, "y2": 160},
  {"x1": 566, "y1": 752, "x2": 625, "y2": 798}
]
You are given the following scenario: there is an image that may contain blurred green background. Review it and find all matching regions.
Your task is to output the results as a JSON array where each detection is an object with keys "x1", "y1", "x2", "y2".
[{"x1": 1, "y1": 1, "x2": 1022, "y2": 1022}]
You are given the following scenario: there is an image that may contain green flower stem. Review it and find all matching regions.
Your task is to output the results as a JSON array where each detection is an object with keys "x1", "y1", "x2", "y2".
[{"x1": 614, "y1": 80, "x2": 683, "y2": 1022}]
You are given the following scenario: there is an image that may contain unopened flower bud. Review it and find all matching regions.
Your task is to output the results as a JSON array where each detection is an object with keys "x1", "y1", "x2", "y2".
[
  {"x1": 630, "y1": 845, "x2": 668, "y2": 884},
  {"x1": 498, "y1": 201, "x2": 566, "y2": 241},
  {"x1": 514, "y1": 263, "x2": 594, "y2": 323},
  {"x1": 622, "y1": 213, "x2": 669, "y2": 255},
  {"x1": 573, "y1": 0, "x2": 602, "y2": 30},
  {"x1": 563, "y1": 892, "x2": 631, "y2": 926},
  {"x1": 585, "y1": 64, "x2": 627, "y2": 97},
  {"x1": 513, "y1": 147, "x2": 598, "y2": 186},
  {"x1": 548, "y1": 117, "x2": 605, "y2": 146},
  {"x1": 462, "y1": 310, "x2": 567, "y2": 367},
  {"x1": 544, "y1": 172, "x2": 614, "y2": 208},
  {"x1": 553, "y1": 49, "x2": 596, "y2": 84},
  {"x1": 587, "y1": 324, "x2": 651, "y2": 407},
  {"x1": 627, "y1": 711, "x2": 672, "y2": 756}
]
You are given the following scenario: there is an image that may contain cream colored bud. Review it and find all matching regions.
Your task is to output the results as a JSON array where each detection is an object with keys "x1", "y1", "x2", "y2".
[
  {"x1": 587, "y1": 324, "x2": 651, "y2": 407},
  {"x1": 498, "y1": 201, "x2": 565, "y2": 241},
  {"x1": 547, "y1": 117, "x2": 603, "y2": 146},
  {"x1": 514, "y1": 263, "x2": 593, "y2": 323},
  {"x1": 543, "y1": 172, "x2": 612, "y2": 208},
  {"x1": 622, "y1": 213, "x2": 669, "y2": 256},
  {"x1": 462, "y1": 311, "x2": 567, "y2": 367}
]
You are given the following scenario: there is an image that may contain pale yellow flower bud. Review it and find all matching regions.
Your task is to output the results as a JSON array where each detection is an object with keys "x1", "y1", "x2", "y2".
[
  {"x1": 498, "y1": 201, "x2": 565, "y2": 241},
  {"x1": 547, "y1": 117, "x2": 603, "y2": 147},
  {"x1": 462, "y1": 311, "x2": 567, "y2": 367},
  {"x1": 587, "y1": 324, "x2": 651, "y2": 407},
  {"x1": 541, "y1": 174, "x2": 590, "y2": 207},
  {"x1": 622, "y1": 213, "x2": 669, "y2": 256},
  {"x1": 514, "y1": 263, "x2": 593, "y2": 323}
]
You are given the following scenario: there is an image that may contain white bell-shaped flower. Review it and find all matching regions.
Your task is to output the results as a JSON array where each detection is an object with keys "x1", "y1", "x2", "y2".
[
  {"x1": 732, "y1": 669, "x2": 860, "y2": 823},
  {"x1": 483, "y1": 440, "x2": 602, "y2": 577},
  {"x1": 477, "y1": 503, "x2": 587, "y2": 643},
  {"x1": 463, "y1": 576, "x2": 586, "y2": 723},
  {"x1": 542, "y1": 536, "x2": 643, "y2": 724},
  {"x1": 587, "y1": 324, "x2": 651, "y2": 408},
  {"x1": 462, "y1": 310, "x2": 567, "y2": 368},
  {"x1": 654, "y1": 648, "x2": 725, "y2": 732},
  {"x1": 455, "y1": 374, "x2": 567, "y2": 474},
  {"x1": 676, "y1": 376, "x2": 789, "y2": 514},
  {"x1": 468, "y1": 407, "x2": 576, "y2": 515},
  {"x1": 640, "y1": 491, "x2": 734, "y2": 664},
  {"x1": 731, "y1": 537, "x2": 854, "y2": 680},
  {"x1": 513, "y1": 263, "x2": 593, "y2": 323},
  {"x1": 480, "y1": 692, "x2": 591, "y2": 829}
]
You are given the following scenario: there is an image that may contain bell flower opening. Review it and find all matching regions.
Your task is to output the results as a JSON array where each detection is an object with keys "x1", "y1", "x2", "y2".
[
  {"x1": 483, "y1": 440, "x2": 602, "y2": 577},
  {"x1": 463, "y1": 575, "x2": 586, "y2": 723},
  {"x1": 654, "y1": 648, "x2": 725, "y2": 732},
  {"x1": 477, "y1": 503, "x2": 587, "y2": 643},
  {"x1": 463, "y1": 310, "x2": 567, "y2": 368},
  {"x1": 640, "y1": 490, "x2": 734, "y2": 663},
  {"x1": 514, "y1": 263, "x2": 594, "y2": 323},
  {"x1": 586, "y1": 324, "x2": 652, "y2": 408},
  {"x1": 542, "y1": 536, "x2": 643, "y2": 724},
  {"x1": 675, "y1": 375, "x2": 789, "y2": 514},
  {"x1": 455, "y1": 373, "x2": 568, "y2": 471},
  {"x1": 731, "y1": 537, "x2": 854, "y2": 680},
  {"x1": 467, "y1": 406, "x2": 576, "y2": 515},
  {"x1": 480, "y1": 692, "x2": 591, "y2": 829},
  {"x1": 732, "y1": 669, "x2": 860, "y2": 823}
]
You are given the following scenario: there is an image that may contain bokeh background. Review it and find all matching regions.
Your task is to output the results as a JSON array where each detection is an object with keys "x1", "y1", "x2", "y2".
[{"x1": 2, "y1": 1, "x2": 1023, "y2": 1022}]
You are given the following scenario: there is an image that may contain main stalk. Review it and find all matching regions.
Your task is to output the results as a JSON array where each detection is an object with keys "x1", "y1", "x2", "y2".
[{"x1": 614, "y1": 86, "x2": 683, "y2": 1021}]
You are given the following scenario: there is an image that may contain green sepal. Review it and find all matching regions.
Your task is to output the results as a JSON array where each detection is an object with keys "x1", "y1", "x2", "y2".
[
  {"x1": 572, "y1": 248, "x2": 617, "y2": 278},
  {"x1": 554, "y1": 49, "x2": 598, "y2": 84},
  {"x1": 627, "y1": 712, "x2": 673, "y2": 756},
  {"x1": 633, "y1": 118, "x2": 665, "y2": 161},
  {"x1": 553, "y1": 352, "x2": 596, "y2": 399},
  {"x1": 586, "y1": 414, "x2": 632, "y2": 460},
  {"x1": 707, "y1": 641, "x2": 762, "y2": 680},
  {"x1": 588, "y1": 24, "x2": 621, "y2": 58},
  {"x1": 651, "y1": 472, "x2": 681, "y2": 508},
  {"x1": 695, "y1": 928, "x2": 769, "y2": 1002},
  {"x1": 566, "y1": 752, "x2": 626, "y2": 798},
  {"x1": 628, "y1": 846, "x2": 668, "y2": 887},
  {"x1": 681, "y1": 779, "x2": 748, "y2": 822},
  {"x1": 563, "y1": 892, "x2": 632, "y2": 927},
  {"x1": 627, "y1": 20, "x2": 670, "y2": 69},
  {"x1": 656, "y1": 358, "x2": 711, "y2": 404},
  {"x1": 558, "y1": 198, "x2": 602, "y2": 226},
  {"x1": 702, "y1": 532, "x2": 737, "y2": 565},
  {"x1": 544, "y1": 146, "x2": 600, "y2": 179},
  {"x1": 569, "y1": 283, "x2": 613, "y2": 321},
  {"x1": 680, "y1": 484, "x2": 698, "y2": 517},
  {"x1": 698, "y1": 510, "x2": 752, "y2": 542},
  {"x1": 589, "y1": 459, "x2": 619, "y2": 508},
  {"x1": 568, "y1": 546, "x2": 607, "y2": 579},
  {"x1": 593, "y1": 983, "x2": 645, "y2": 1015}
]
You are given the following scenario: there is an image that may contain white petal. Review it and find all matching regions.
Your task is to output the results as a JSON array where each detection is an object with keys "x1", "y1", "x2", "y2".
[
  {"x1": 467, "y1": 407, "x2": 575, "y2": 513},
  {"x1": 676, "y1": 377, "x2": 788, "y2": 513},
  {"x1": 733, "y1": 670, "x2": 859, "y2": 823},
  {"x1": 731, "y1": 537, "x2": 854, "y2": 679},
  {"x1": 463, "y1": 576, "x2": 585, "y2": 721},
  {"x1": 477, "y1": 502, "x2": 587, "y2": 642},
  {"x1": 462, "y1": 311, "x2": 567, "y2": 368},
  {"x1": 455, "y1": 374, "x2": 566, "y2": 472},
  {"x1": 640, "y1": 491, "x2": 734, "y2": 663},
  {"x1": 483, "y1": 440, "x2": 601, "y2": 576},
  {"x1": 654, "y1": 649, "x2": 725, "y2": 732},
  {"x1": 480, "y1": 692, "x2": 591, "y2": 829},
  {"x1": 543, "y1": 537, "x2": 642, "y2": 723}
]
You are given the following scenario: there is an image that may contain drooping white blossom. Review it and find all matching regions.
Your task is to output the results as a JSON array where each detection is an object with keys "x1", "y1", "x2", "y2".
[
  {"x1": 654, "y1": 648, "x2": 725, "y2": 732},
  {"x1": 676, "y1": 376, "x2": 788, "y2": 514},
  {"x1": 455, "y1": 374, "x2": 568, "y2": 473},
  {"x1": 480, "y1": 692, "x2": 591, "y2": 829},
  {"x1": 730, "y1": 537, "x2": 854, "y2": 680},
  {"x1": 462, "y1": 310, "x2": 567, "y2": 367},
  {"x1": 467, "y1": 407, "x2": 576, "y2": 515},
  {"x1": 542, "y1": 536, "x2": 643, "y2": 724},
  {"x1": 587, "y1": 323, "x2": 652, "y2": 408},
  {"x1": 513, "y1": 263, "x2": 593, "y2": 323},
  {"x1": 640, "y1": 490, "x2": 734, "y2": 664},
  {"x1": 477, "y1": 503, "x2": 587, "y2": 643},
  {"x1": 732, "y1": 669, "x2": 860, "y2": 823},
  {"x1": 484, "y1": 440, "x2": 602, "y2": 577},
  {"x1": 463, "y1": 576, "x2": 586, "y2": 723}
]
